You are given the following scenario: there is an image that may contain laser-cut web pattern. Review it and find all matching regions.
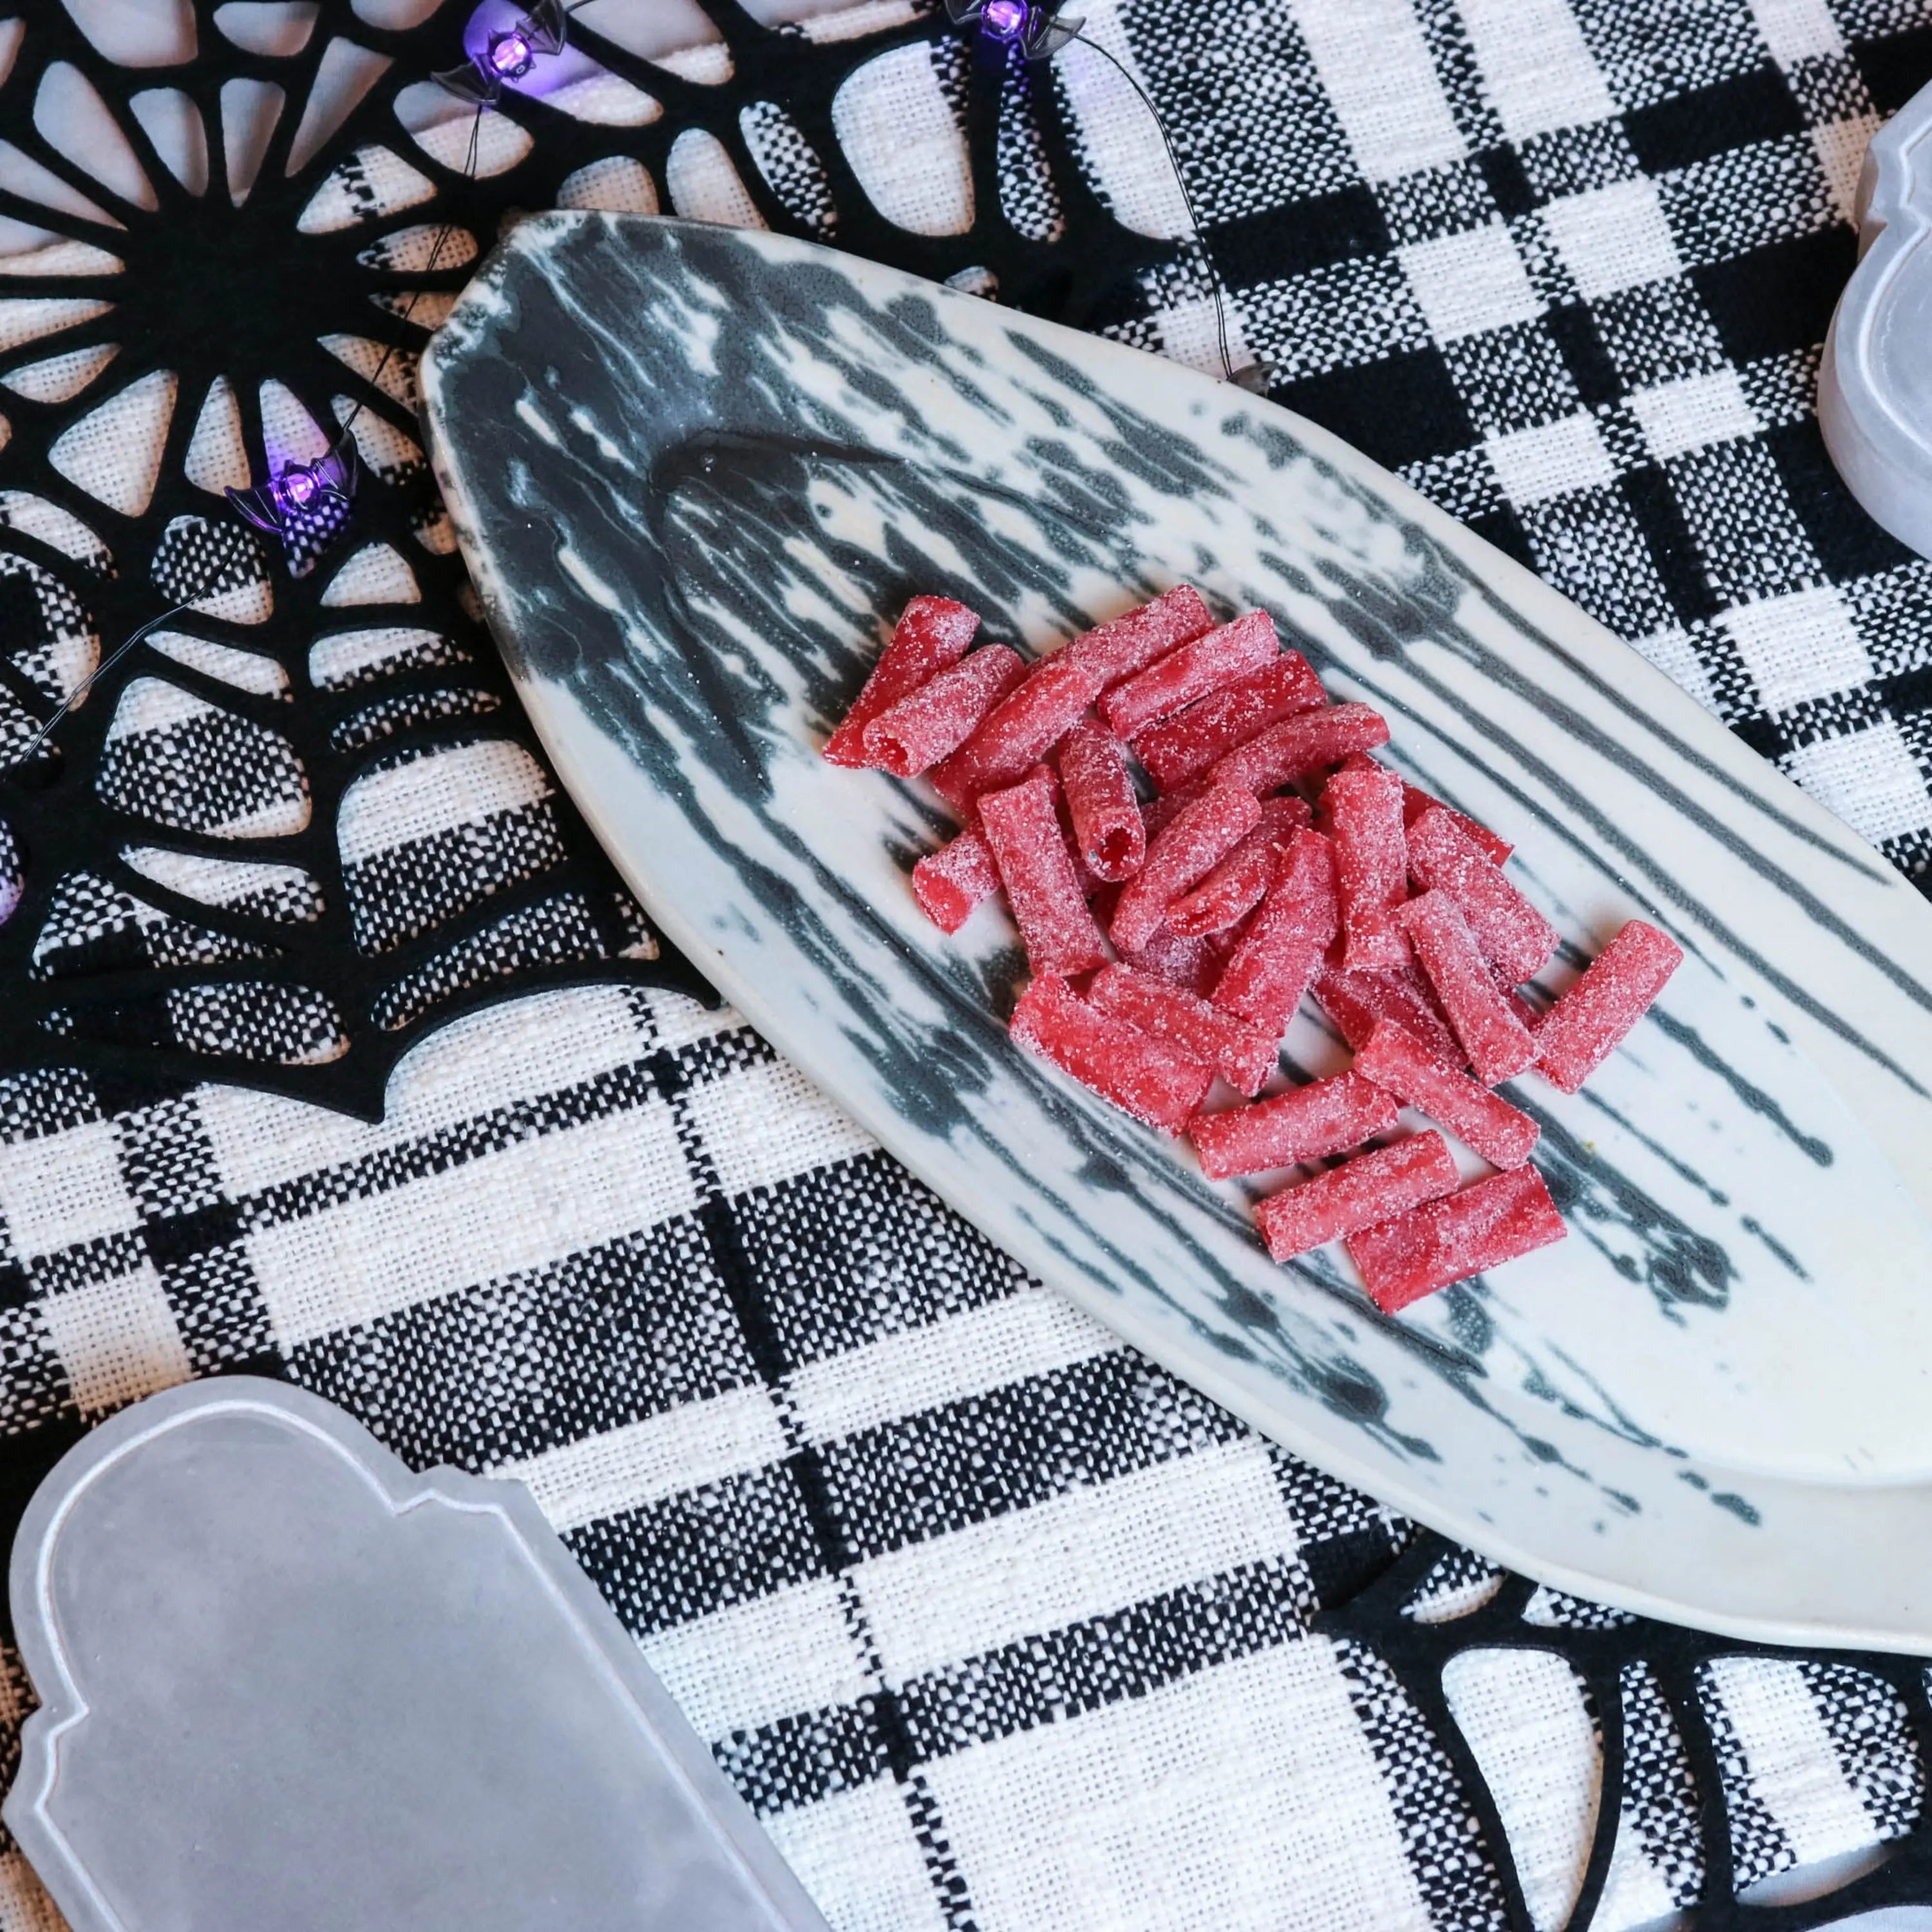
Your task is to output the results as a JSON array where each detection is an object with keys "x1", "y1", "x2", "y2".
[{"x1": 0, "y1": 0, "x2": 1175, "y2": 1121}]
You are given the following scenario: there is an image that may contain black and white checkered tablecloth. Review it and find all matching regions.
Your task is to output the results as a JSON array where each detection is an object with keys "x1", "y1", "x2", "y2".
[{"x1": 1, "y1": 1, "x2": 1930, "y2": 1927}]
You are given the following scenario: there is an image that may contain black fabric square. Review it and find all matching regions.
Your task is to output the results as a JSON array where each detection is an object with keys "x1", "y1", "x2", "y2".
[
  {"x1": 0, "y1": 1262, "x2": 31, "y2": 1311},
  {"x1": 1273, "y1": 347, "x2": 1475, "y2": 470},
  {"x1": 1476, "y1": 145, "x2": 1538, "y2": 220},
  {"x1": 1208, "y1": 182, "x2": 1388, "y2": 289},
  {"x1": 140, "y1": 1201, "x2": 243, "y2": 1269},
  {"x1": 1624, "y1": 65, "x2": 1804, "y2": 175},
  {"x1": 1855, "y1": 24, "x2": 1932, "y2": 113},
  {"x1": 1466, "y1": 503, "x2": 1537, "y2": 568},
  {"x1": 1693, "y1": 225, "x2": 1859, "y2": 363},
  {"x1": 1766, "y1": 420, "x2": 1919, "y2": 583}
]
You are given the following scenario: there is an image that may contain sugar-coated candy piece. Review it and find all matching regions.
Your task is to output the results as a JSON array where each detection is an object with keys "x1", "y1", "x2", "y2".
[
  {"x1": 1405, "y1": 806, "x2": 1556, "y2": 986},
  {"x1": 1346, "y1": 1165, "x2": 1566, "y2": 1311},
  {"x1": 911, "y1": 827, "x2": 1001, "y2": 933},
  {"x1": 1119, "y1": 923, "x2": 1221, "y2": 996},
  {"x1": 1010, "y1": 974, "x2": 1213, "y2": 1133},
  {"x1": 1313, "y1": 964, "x2": 1464, "y2": 1070},
  {"x1": 863, "y1": 644, "x2": 1027, "y2": 777},
  {"x1": 1190, "y1": 1070, "x2": 1399, "y2": 1180},
  {"x1": 1100, "y1": 610, "x2": 1279, "y2": 741},
  {"x1": 979, "y1": 772, "x2": 1110, "y2": 975},
  {"x1": 1166, "y1": 797, "x2": 1311, "y2": 938},
  {"x1": 1060, "y1": 585, "x2": 1216, "y2": 692},
  {"x1": 1208, "y1": 703, "x2": 1390, "y2": 795},
  {"x1": 1255, "y1": 1133, "x2": 1461, "y2": 1262},
  {"x1": 1111, "y1": 784, "x2": 1262, "y2": 952},
  {"x1": 1400, "y1": 891, "x2": 1537, "y2": 1085},
  {"x1": 1354, "y1": 1019, "x2": 1539, "y2": 1169},
  {"x1": 1211, "y1": 828, "x2": 1337, "y2": 1034},
  {"x1": 1088, "y1": 963, "x2": 1280, "y2": 1097},
  {"x1": 1133, "y1": 655, "x2": 1327, "y2": 791},
  {"x1": 1057, "y1": 721, "x2": 1147, "y2": 882},
  {"x1": 1533, "y1": 920, "x2": 1683, "y2": 1094},
  {"x1": 824, "y1": 596, "x2": 979, "y2": 766},
  {"x1": 928, "y1": 650, "x2": 1093, "y2": 811},
  {"x1": 1324, "y1": 763, "x2": 1409, "y2": 973},
  {"x1": 1402, "y1": 782, "x2": 1511, "y2": 865}
]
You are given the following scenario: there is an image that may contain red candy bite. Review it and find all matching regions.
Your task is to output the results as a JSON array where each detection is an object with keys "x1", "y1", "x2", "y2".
[
  {"x1": 1255, "y1": 1133, "x2": 1460, "y2": 1262},
  {"x1": 863, "y1": 644, "x2": 1027, "y2": 777},
  {"x1": 1533, "y1": 919, "x2": 1683, "y2": 1094},
  {"x1": 1401, "y1": 891, "x2": 1537, "y2": 1085},
  {"x1": 1111, "y1": 784, "x2": 1262, "y2": 953},
  {"x1": 1088, "y1": 963, "x2": 1280, "y2": 1098},
  {"x1": 1190, "y1": 1070, "x2": 1399, "y2": 1180},
  {"x1": 1208, "y1": 703, "x2": 1390, "y2": 795},
  {"x1": 1347, "y1": 1166, "x2": 1566, "y2": 1311},
  {"x1": 1354, "y1": 1019, "x2": 1539, "y2": 1169},
  {"x1": 824, "y1": 596, "x2": 980, "y2": 766},
  {"x1": 1313, "y1": 964, "x2": 1464, "y2": 1070},
  {"x1": 1133, "y1": 655, "x2": 1327, "y2": 792},
  {"x1": 1057, "y1": 721, "x2": 1147, "y2": 882},
  {"x1": 979, "y1": 772, "x2": 1110, "y2": 975},
  {"x1": 1061, "y1": 585, "x2": 1216, "y2": 691},
  {"x1": 1010, "y1": 974, "x2": 1213, "y2": 1134},
  {"x1": 1211, "y1": 828, "x2": 1337, "y2": 1034},
  {"x1": 929, "y1": 651, "x2": 1094, "y2": 812},
  {"x1": 1402, "y1": 783, "x2": 1511, "y2": 866},
  {"x1": 1324, "y1": 764, "x2": 1409, "y2": 974},
  {"x1": 1100, "y1": 610, "x2": 1280, "y2": 741},
  {"x1": 911, "y1": 828, "x2": 1001, "y2": 934},
  {"x1": 1167, "y1": 797, "x2": 1311, "y2": 938},
  {"x1": 1119, "y1": 923, "x2": 1220, "y2": 996},
  {"x1": 1406, "y1": 806, "x2": 1557, "y2": 986}
]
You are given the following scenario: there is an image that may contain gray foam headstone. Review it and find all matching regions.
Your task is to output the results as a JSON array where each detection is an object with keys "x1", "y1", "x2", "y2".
[
  {"x1": 3, "y1": 1378, "x2": 831, "y2": 1932},
  {"x1": 1821, "y1": 75, "x2": 1932, "y2": 560}
]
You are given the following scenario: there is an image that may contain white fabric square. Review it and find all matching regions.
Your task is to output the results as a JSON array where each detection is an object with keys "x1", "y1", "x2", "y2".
[
  {"x1": 0, "y1": 1116, "x2": 138, "y2": 1260},
  {"x1": 1629, "y1": 369, "x2": 1761, "y2": 461},
  {"x1": 1399, "y1": 222, "x2": 1540, "y2": 342},
  {"x1": 1486, "y1": 412, "x2": 1618, "y2": 505},
  {"x1": 38, "y1": 1264, "x2": 191, "y2": 1417},
  {"x1": 1443, "y1": 1649, "x2": 1601, "y2": 1932},
  {"x1": 1542, "y1": 180, "x2": 1683, "y2": 299},
  {"x1": 1721, "y1": 586, "x2": 1873, "y2": 712},
  {"x1": 683, "y1": 1056, "x2": 876, "y2": 1195},
  {"x1": 855, "y1": 1436, "x2": 1300, "y2": 1682},
  {"x1": 504, "y1": 1384, "x2": 790, "y2": 1531},
  {"x1": 1785, "y1": 723, "x2": 1932, "y2": 845},
  {"x1": 925, "y1": 1638, "x2": 1429, "y2": 1932},
  {"x1": 1814, "y1": 115, "x2": 1879, "y2": 227},
  {"x1": 249, "y1": 1097, "x2": 697, "y2": 1345},
  {"x1": 1633, "y1": 625, "x2": 1720, "y2": 713},
  {"x1": 642, "y1": 1577, "x2": 880, "y2": 1743},
  {"x1": 788, "y1": 1285, "x2": 1111, "y2": 1441},
  {"x1": 1290, "y1": 0, "x2": 1464, "y2": 182},
  {"x1": 1459, "y1": 0, "x2": 1615, "y2": 140},
  {"x1": 1705, "y1": 1658, "x2": 1877, "y2": 1864}
]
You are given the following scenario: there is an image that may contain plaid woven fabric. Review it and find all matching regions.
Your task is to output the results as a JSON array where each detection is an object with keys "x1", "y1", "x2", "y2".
[{"x1": 0, "y1": 1, "x2": 1926, "y2": 1928}]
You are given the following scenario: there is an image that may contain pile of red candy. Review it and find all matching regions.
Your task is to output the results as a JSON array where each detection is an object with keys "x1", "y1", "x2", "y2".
[{"x1": 824, "y1": 587, "x2": 1681, "y2": 1313}]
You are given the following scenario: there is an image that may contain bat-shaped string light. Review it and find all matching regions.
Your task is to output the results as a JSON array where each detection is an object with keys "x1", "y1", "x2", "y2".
[{"x1": 947, "y1": 0, "x2": 1269, "y2": 392}]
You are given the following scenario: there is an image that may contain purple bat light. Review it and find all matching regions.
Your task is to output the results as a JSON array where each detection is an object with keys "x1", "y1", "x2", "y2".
[
  {"x1": 433, "y1": 0, "x2": 569, "y2": 108},
  {"x1": 942, "y1": 0, "x2": 1081, "y2": 60}
]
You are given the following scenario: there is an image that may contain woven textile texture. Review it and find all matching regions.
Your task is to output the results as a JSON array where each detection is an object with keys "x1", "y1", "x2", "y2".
[{"x1": 0, "y1": 1, "x2": 1927, "y2": 1929}]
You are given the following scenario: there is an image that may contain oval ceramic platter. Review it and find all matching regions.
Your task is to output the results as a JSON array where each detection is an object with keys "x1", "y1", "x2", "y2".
[{"x1": 423, "y1": 212, "x2": 1932, "y2": 1650}]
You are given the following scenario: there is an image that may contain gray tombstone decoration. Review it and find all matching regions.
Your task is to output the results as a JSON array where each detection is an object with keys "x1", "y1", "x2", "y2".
[{"x1": 3, "y1": 1378, "x2": 833, "y2": 1932}]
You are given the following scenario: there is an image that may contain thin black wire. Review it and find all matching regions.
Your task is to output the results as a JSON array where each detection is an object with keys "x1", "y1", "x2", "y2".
[
  {"x1": 1061, "y1": 29, "x2": 1245, "y2": 386},
  {"x1": 332, "y1": 98, "x2": 484, "y2": 447},
  {"x1": 8, "y1": 601, "x2": 193, "y2": 770}
]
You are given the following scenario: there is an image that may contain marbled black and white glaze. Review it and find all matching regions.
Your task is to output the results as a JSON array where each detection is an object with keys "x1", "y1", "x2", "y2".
[{"x1": 424, "y1": 213, "x2": 1932, "y2": 1649}]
